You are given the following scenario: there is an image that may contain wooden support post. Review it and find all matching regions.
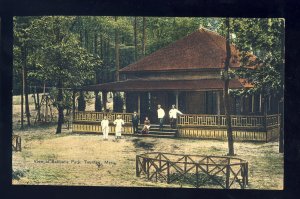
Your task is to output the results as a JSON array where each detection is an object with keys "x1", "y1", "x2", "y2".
[
  {"x1": 175, "y1": 91, "x2": 179, "y2": 109},
  {"x1": 123, "y1": 92, "x2": 126, "y2": 113},
  {"x1": 259, "y1": 94, "x2": 262, "y2": 113},
  {"x1": 102, "y1": 91, "x2": 107, "y2": 111},
  {"x1": 217, "y1": 91, "x2": 221, "y2": 126},
  {"x1": 138, "y1": 93, "x2": 141, "y2": 116},
  {"x1": 240, "y1": 96, "x2": 244, "y2": 114}
]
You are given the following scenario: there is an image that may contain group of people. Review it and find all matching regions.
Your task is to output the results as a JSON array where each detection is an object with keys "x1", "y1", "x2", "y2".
[
  {"x1": 157, "y1": 104, "x2": 183, "y2": 129},
  {"x1": 132, "y1": 104, "x2": 183, "y2": 135},
  {"x1": 100, "y1": 115, "x2": 124, "y2": 140},
  {"x1": 100, "y1": 104, "x2": 183, "y2": 139}
]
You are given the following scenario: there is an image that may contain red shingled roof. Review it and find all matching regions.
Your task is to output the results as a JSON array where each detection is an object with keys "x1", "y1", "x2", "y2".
[
  {"x1": 81, "y1": 79, "x2": 245, "y2": 92},
  {"x1": 120, "y1": 28, "x2": 241, "y2": 73}
]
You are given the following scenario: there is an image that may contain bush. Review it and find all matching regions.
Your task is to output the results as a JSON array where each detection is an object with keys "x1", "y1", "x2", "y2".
[{"x1": 12, "y1": 169, "x2": 26, "y2": 180}]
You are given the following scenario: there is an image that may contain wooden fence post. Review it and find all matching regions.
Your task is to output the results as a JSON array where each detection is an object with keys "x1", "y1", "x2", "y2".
[
  {"x1": 147, "y1": 160, "x2": 150, "y2": 180},
  {"x1": 159, "y1": 153, "x2": 162, "y2": 170},
  {"x1": 184, "y1": 156, "x2": 187, "y2": 172},
  {"x1": 167, "y1": 162, "x2": 170, "y2": 183},
  {"x1": 196, "y1": 164, "x2": 199, "y2": 188},
  {"x1": 246, "y1": 162, "x2": 249, "y2": 185},
  {"x1": 136, "y1": 156, "x2": 140, "y2": 177},
  {"x1": 225, "y1": 158, "x2": 230, "y2": 189}
]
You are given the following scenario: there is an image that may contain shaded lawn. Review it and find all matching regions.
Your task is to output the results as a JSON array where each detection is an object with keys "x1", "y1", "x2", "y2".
[{"x1": 12, "y1": 125, "x2": 283, "y2": 189}]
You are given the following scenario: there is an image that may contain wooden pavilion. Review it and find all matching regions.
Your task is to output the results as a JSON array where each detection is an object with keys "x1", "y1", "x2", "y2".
[{"x1": 72, "y1": 28, "x2": 280, "y2": 142}]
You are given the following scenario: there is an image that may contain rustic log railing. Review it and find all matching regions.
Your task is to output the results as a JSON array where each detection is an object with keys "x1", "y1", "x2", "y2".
[
  {"x1": 136, "y1": 152, "x2": 248, "y2": 189},
  {"x1": 12, "y1": 135, "x2": 22, "y2": 152}
]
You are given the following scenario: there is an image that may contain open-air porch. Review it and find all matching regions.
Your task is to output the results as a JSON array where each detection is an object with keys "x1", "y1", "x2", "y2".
[
  {"x1": 72, "y1": 110, "x2": 280, "y2": 142},
  {"x1": 71, "y1": 79, "x2": 280, "y2": 142}
]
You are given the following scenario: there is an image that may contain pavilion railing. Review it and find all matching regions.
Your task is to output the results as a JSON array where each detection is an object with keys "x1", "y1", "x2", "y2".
[
  {"x1": 74, "y1": 111, "x2": 133, "y2": 124},
  {"x1": 178, "y1": 114, "x2": 280, "y2": 130}
]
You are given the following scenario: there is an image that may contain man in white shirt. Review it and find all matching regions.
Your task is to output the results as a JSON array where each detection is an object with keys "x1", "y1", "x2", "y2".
[
  {"x1": 113, "y1": 115, "x2": 125, "y2": 140},
  {"x1": 101, "y1": 116, "x2": 109, "y2": 140},
  {"x1": 169, "y1": 104, "x2": 183, "y2": 129},
  {"x1": 157, "y1": 104, "x2": 165, "y2": 131}
]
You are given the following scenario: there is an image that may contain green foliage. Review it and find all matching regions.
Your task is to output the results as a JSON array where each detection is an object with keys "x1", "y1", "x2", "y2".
[
  {"x1": 14, "y1": 16, "x2": 284, "y2": 116},
  {"x1": 230, "y1": 18, "x2": 284, "y2": 96},
  {"x1": 49, "y1": 87, "x2": 73, "y2": 111},
  {"x1": 26, "y1": 16, "x2": 101, "y2": 87}
]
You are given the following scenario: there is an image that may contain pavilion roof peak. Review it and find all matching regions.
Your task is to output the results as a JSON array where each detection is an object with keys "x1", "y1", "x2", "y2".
[{"x1": 119, "y1": 27, "x2": 241, "y2": 73}]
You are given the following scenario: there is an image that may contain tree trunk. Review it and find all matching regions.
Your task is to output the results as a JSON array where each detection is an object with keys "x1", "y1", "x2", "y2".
[
  {"x1": 134, "y1": 17, "x2": 138, "y2": 61},
  {"x1": 56, "y1": 80, "x2": 64, "y2": 134},
  {"x1": 223, "y1": 18, "x2": 234, "y2": 156},
  {"x1": 20, "y1": 77, "x2": 24, "y2": 129},
  {"x1": 24, "y1": 63, "x2": 31, "y2": 126},
  {"x1": 36, "y1": 87, "x2": 41, "y2": 121},
  {"x1": 100, "y1": 34, "x2": 103, "y2": 60},
  {"x1": 94, "y1": 32, "x2": 97, "y2": 55},
  {"x1": 72, "y1": 90, "x2": 76, "y2": 118},
  {"x1": 21, "y1": 47, "x2": 31, "y2": 126},
  {"x1": 32, "y1": 86, "x2": 37, "y2": 110},
  {"x1": 84, "y1": 28, "x2": 88, "y2": 51},
  {"x1": 115, "y1": 16, "x2": 120, "y2": 81},
  {"x1": 142, "y1": 17, "x2": 146, "y2": 56}
]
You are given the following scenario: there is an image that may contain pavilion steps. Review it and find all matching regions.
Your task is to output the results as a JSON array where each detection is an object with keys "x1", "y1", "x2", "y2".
[{"x1": 134, "y1": 124, "x2": 178, "y2": 138}]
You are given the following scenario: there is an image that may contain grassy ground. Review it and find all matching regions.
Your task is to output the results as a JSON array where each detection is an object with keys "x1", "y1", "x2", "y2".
[{"x1": 12, "y1": 95, "x2": 284, "y2": 189}]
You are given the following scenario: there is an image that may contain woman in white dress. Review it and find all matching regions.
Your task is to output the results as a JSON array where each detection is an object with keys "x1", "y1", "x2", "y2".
[
  {"x1": 101, "y1": 116, "x2": 109, "y2": 140},
  {"x1": 113, "y1": 115, "x2": 125, "y2": 139}
]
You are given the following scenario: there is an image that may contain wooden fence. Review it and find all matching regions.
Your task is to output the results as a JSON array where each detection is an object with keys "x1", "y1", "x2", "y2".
[
  {"x1": 12, "y1": 135, "x2": 22, "y2": 152},
  {"x1": 136, "y1": 152, "x2": 248, "y2": 189}
]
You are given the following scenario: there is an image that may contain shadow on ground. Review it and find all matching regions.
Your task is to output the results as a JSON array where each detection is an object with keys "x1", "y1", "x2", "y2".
[{"x1": 132, "y1": 138, "x2": 155, "y2": 151}]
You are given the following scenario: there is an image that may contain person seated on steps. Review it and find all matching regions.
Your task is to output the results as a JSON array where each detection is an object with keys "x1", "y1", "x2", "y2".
[{"x1": 140, "y1": 117, "x2": 150, "y2": 135}]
